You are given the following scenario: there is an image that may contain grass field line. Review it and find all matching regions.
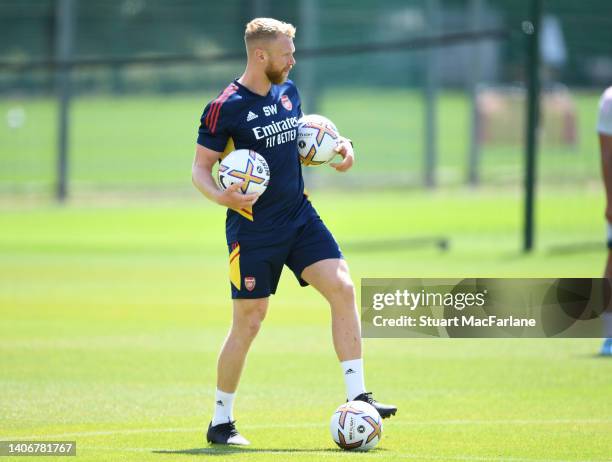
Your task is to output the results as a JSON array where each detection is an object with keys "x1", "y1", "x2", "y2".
[
  {"x1": 6, "y1": 418, "x2": 611, "y2": 440},
  {"x1": 80, "y1": 446, "x2": 612, "y2": 462}
]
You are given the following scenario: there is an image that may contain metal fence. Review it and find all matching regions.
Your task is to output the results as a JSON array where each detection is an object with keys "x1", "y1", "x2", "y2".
[{"x1": 1, "y1": 0, "x2": 611, "y2": 200}]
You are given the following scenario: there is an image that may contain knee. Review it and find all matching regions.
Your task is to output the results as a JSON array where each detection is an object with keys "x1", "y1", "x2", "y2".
[
  {"x1": 332, "y1": 274, "x2": 355, "y2": 301},
  {"x1": 233, "y1": 303, "x2": 267, "y2": 340},
  {"x1": 244, "y1": 314, "x2": 264, "y2": 338},
  {"x1": 342, "y1": 278, "x2": 355, "y2": 299}
]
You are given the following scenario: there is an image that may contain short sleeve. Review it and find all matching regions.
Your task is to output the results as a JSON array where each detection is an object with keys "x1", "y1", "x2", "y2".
[
  {"x1": 597, "y1": 87, "x2": 612, "y2": 136},
  {"x1": 296, "y1": 89, "x2": 303, "y2": 118},
  {"x1": 197, "y1": 101, "x2": 232, "y2": 152}
]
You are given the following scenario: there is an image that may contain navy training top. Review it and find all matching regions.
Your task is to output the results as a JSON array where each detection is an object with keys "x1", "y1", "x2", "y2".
[{"x1": 197, "y1": 79, "x2": 315, "y2": 243}]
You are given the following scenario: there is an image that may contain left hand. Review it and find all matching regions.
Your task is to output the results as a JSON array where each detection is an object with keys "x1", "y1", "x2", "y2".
[{"x1": 329, "y1": 137, "x2": 354, "y2": 172}]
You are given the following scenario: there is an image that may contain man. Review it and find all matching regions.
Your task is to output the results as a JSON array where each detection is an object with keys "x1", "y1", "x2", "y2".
[
  {"x1": 598, "y1": 86, "x2": 612, "y2": 356},
  {"x1": 192, "y1": 18, "x2": 397, "y2": 446}
]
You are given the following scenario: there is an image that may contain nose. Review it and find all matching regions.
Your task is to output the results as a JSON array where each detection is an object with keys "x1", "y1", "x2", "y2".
[{"x1": 290, "y1": 55, "x2": 296, "y2": 66}]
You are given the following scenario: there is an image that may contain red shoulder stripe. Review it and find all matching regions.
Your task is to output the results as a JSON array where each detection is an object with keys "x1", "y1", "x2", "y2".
[
  {"x1": 205, "y1": 83, "x2": 233, "y2": 126},
  {"x1": 205, "y1": 83, "x2": 237, "y2": 129},
  {"x1": 210, "y1": 84, "x2": 238, "y2": 134},
  {"x1": 207, "y1": 83, "x2": 238, "y2": 134}
]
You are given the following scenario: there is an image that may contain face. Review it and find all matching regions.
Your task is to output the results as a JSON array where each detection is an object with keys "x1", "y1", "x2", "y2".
[{"x1": 262, "y1": 34, "x2": 296, "y2": 84}]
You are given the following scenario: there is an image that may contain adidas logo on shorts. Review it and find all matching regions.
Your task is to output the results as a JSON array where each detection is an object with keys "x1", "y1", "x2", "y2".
[{"x1": 246, "y1": 111, "x2": 258, "y2": 122}]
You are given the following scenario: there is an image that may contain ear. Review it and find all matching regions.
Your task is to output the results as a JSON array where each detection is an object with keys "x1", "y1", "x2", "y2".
[{"x1": 254, "y1": 48, "x2": 266, "y2": 63}]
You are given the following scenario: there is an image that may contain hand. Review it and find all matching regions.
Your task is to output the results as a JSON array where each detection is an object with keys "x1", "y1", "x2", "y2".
[
  {"x1": 216, "y1": 182, "x2": 259, "y2": 209},
  {"x1": 329, "y1": 137, "x2": 354, "y2": 172}
]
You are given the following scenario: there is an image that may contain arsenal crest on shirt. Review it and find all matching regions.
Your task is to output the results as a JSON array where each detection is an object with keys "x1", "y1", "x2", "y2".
[
  {"x1": 281, "y1": 95, "x2": 292, "y2": 111},
  {"x1": 244, "y1": 276, "x2": 256, "y2": 291}
]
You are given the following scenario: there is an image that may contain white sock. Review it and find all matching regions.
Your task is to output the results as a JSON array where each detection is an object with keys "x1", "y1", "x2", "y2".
[
  {"x1": 341, "y1": 358, "x2": 366, "y2": 401},
  {"x1": 212, "y1": 389, "x2": 235, "y2": 426}
]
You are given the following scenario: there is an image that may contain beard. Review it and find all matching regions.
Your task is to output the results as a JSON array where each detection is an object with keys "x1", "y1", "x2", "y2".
[{"x1": 265, "y1": 64, "x2": 290, "y2": 85}]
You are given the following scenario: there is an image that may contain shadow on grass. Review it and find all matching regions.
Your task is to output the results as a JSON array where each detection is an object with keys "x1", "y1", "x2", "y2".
[
  {"x1": 342, "y1": 236, "x2": 449, "y2": 253},
  {"x1": 154, "y1": 447, "x2": 387, "y2": 456},
  {"x1": 592, "y1": 352, "x2": 612, "y2": 359},
  {"x1": 547, "y1": 241, "x2": 602, "y2": 255}
]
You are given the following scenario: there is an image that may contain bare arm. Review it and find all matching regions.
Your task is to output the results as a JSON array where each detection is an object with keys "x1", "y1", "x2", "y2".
[
  {"x1": 600, "y1": 133, "x2": 612, "y2": 222},
  {"x1": 192, "y1": 144, "x2": 259, "y2": 209}
]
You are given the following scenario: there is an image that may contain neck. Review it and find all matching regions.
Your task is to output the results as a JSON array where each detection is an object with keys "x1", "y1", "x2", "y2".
[{"x1": 238, "y1": 65, "x2": 271, "y2": 96}]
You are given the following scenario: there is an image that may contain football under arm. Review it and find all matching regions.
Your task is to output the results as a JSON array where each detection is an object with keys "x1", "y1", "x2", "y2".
[{"x1": 192, "y1": 143, "x2": 223, "y2": 204}]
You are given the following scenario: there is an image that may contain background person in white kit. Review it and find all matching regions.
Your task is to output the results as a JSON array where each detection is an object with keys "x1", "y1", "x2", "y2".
[{"x1": 598, "y1": 86, "x2": 612, "y2": 356}]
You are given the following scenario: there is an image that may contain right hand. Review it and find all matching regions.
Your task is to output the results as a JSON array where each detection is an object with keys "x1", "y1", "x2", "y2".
[{"x1": 216, "y1": 182, "x2": 260, "y2": 209}]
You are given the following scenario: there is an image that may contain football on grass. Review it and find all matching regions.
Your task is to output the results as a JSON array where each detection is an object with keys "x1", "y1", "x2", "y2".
[{"x1": 330, "y1": 400, "x2": 382, "y2": 451}]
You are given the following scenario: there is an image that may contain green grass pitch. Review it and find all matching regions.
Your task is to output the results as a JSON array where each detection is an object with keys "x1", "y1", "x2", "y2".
[{"x1": 1, "y1": 188, "x2": 611, "y2": 461}]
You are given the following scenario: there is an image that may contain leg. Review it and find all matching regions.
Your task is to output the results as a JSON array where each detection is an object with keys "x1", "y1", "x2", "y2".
[
  {"x1": 207, "y1": 297, "x2": 268, "y2": 445},
  {"x1": 606, "y1": 249, "x2": 612, "y2": 279},
  {"x1": 218, "y1": 297, "x2": 269, "y2": 393},
  {"x1": 209, "y1": 231, "x2": 287, "y2": 443},
  {"x1": 301, "y1": 257, "x2": 397, "y2": 417},
  {"x1": 602, "y1": 250, "x2": 612, "y2": 355},
  {"x1": 301, "y1": 258, "x2": 360, "y2": 361},
  {"x1": 600, "y1": 129, "x2": 612, "y2": 353}
]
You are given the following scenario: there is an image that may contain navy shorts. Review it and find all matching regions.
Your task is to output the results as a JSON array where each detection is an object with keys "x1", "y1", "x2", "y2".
[{"x1": 227, "y1": 217, "x2": 343, "y2": 299}]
